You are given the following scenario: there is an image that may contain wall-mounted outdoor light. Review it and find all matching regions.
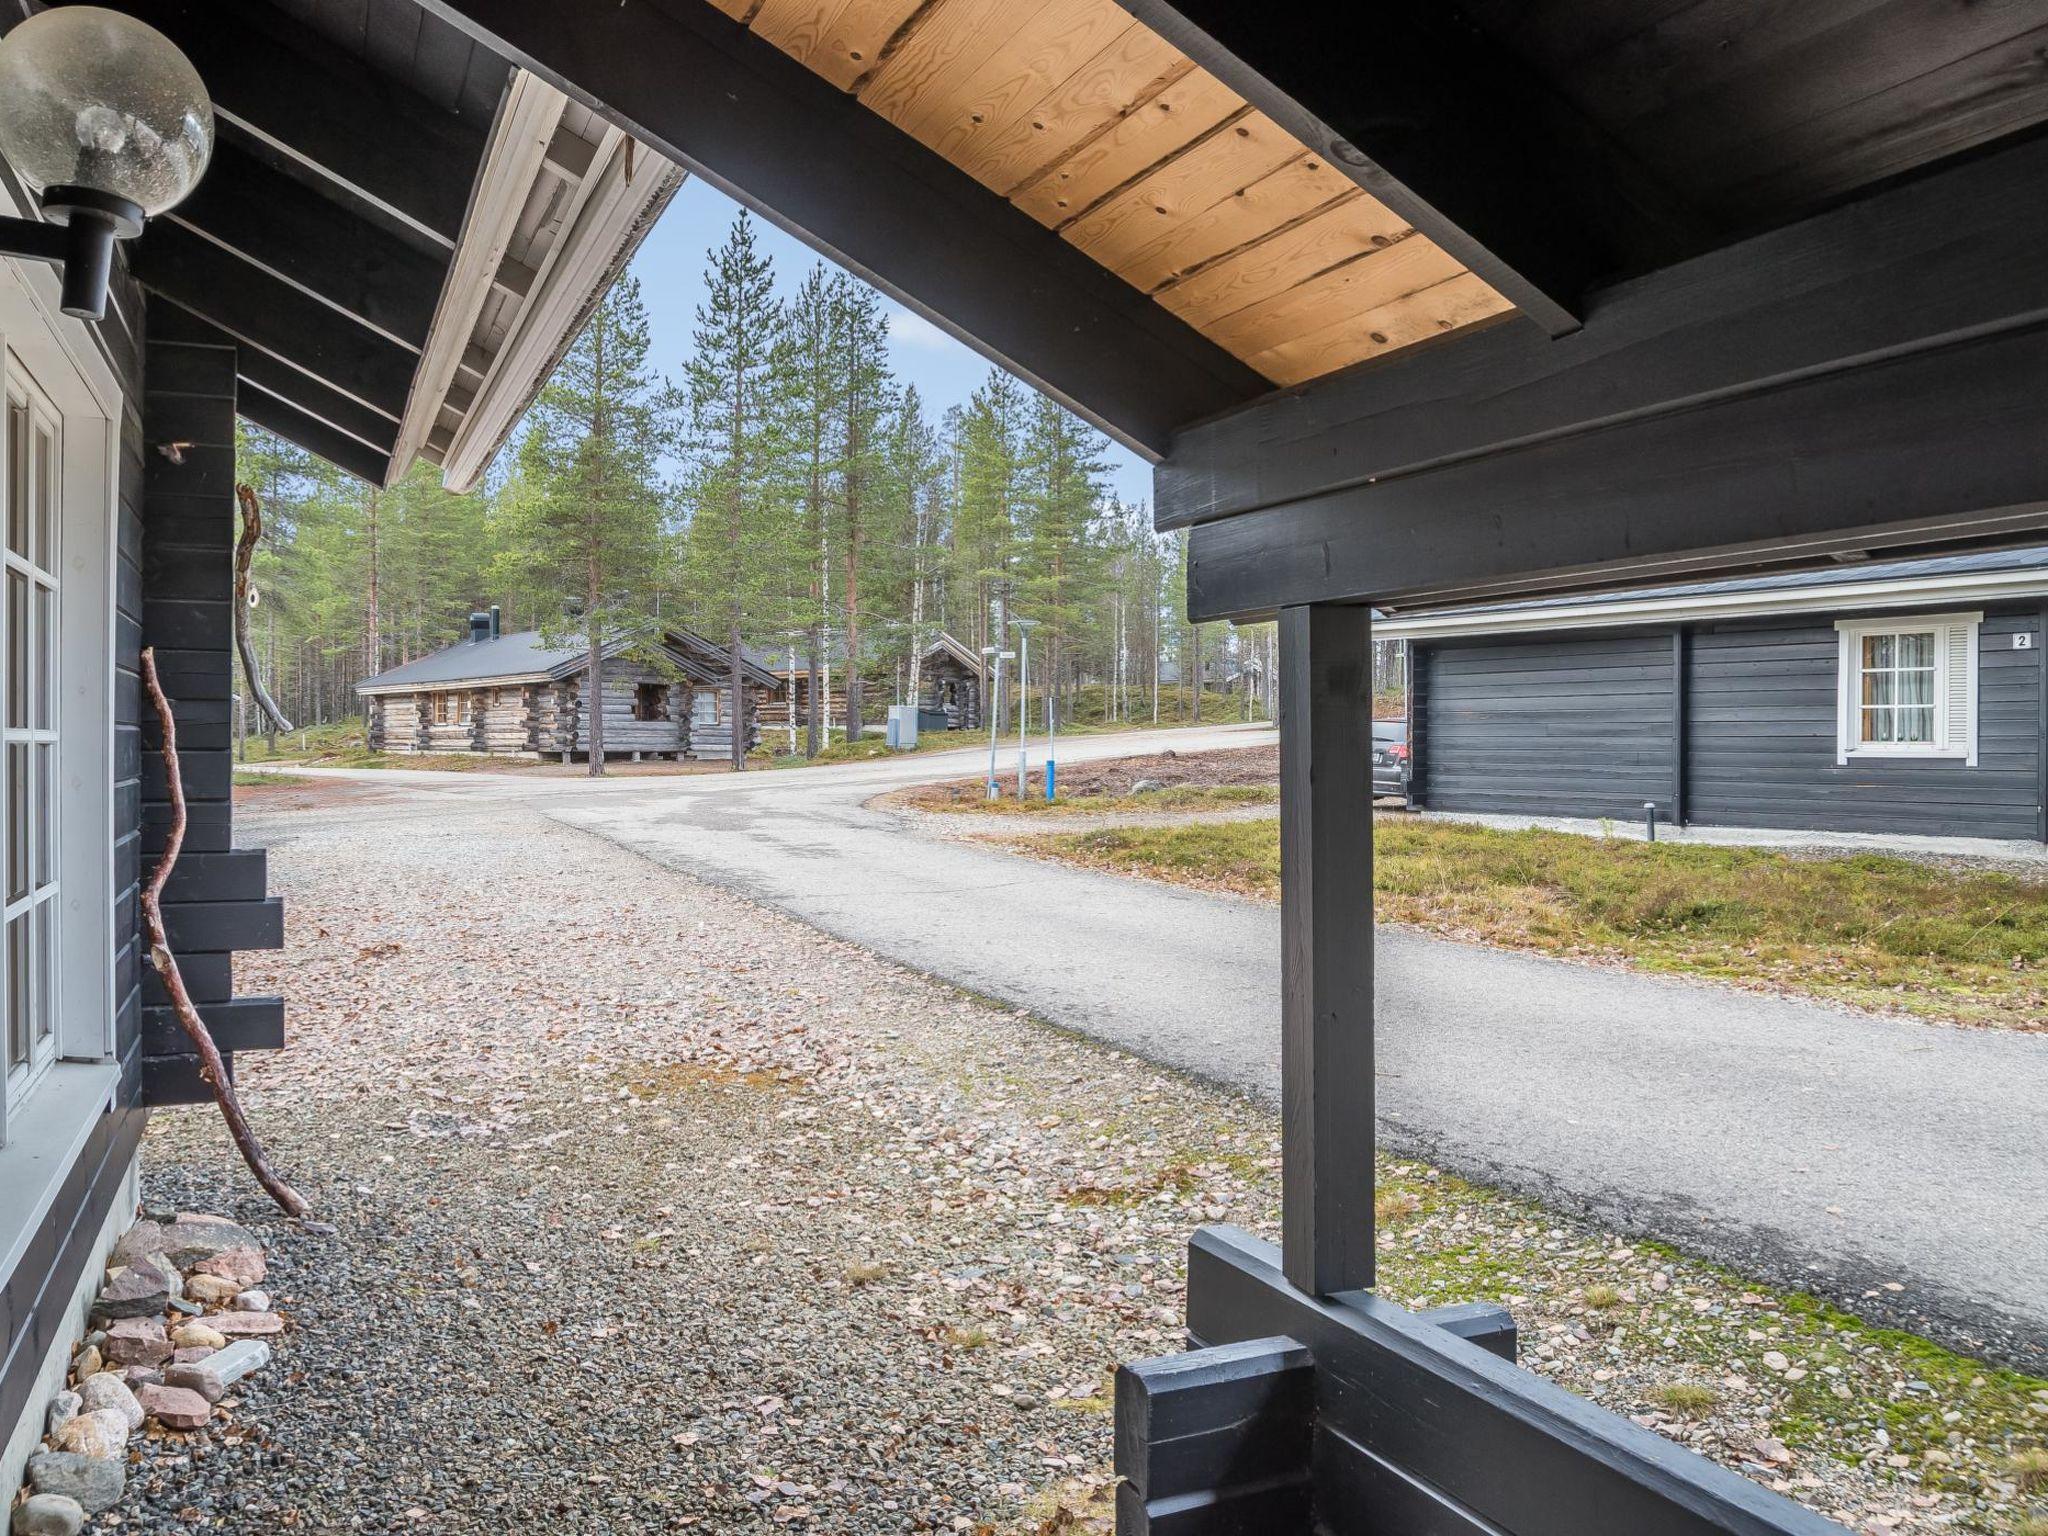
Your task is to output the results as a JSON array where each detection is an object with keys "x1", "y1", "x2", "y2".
[{"x1": 0, "y1": 6, "x2": 212, "y2": 321}]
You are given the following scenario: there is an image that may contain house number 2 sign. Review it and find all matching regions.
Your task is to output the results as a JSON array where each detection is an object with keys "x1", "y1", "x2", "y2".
[{"x1": 2018, "y1": 632, "x2": 2037, "y2": 650}]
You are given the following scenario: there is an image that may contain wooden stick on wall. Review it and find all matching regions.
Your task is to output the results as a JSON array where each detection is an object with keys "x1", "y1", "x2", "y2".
[
  {"x1": 141, "y1": 646, "x2": 309, "y2": 1218},
  {"x1": 233, "y1": 484, "x2": 294, "y2": 734}
]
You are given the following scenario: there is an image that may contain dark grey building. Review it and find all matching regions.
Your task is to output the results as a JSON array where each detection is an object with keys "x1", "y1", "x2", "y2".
[{"x1": 1383, "y1": 551, "x2": 2048, "y2": 842}]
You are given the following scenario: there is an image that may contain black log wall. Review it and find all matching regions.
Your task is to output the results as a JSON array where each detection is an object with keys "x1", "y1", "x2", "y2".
[
  {"x1": 139, "y1": 309, "x2": 285, "y2": 1102},
  {"x1": 1414, "y1": 605, "x2": 2046, "y2": 840}
]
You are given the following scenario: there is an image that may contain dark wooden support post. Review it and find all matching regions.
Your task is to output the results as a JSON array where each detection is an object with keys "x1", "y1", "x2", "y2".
[
  {"x1": 1672, "y1": 626, "x2": 1691, "y2": 828},
  {"x1": 1114, "y1": 1337, "x2": 1313, "y2": 1535},
  {"x1": 1277, "y1": 604, "x2": 1375, "y2": 1297}
]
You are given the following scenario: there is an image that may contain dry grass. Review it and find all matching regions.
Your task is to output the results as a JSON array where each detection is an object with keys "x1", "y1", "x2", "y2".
[
  {"x1": 1583, "y1": 1283, "x2": 1624, "y2": 1310},
  {"x1": 2009, "y1": 1447, "x2": 2048, "y2": 1489},
  {"x1": 1649, "y1": 1382, "x2": 1723, "y2": 1418},
  {"x1": 1033, "y1": 818, "x2": 2048, "y2": 1029}
]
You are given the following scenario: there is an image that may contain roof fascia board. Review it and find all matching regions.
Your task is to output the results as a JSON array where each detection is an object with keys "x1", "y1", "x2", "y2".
[
  {"x1": 1377, "y1": 567, "x2": 2048, "y2": 642},
  {"x1": 387, "y1": 69, "x2": 569, "y2": 485},
  {"x1": 439, "y1": 125, "x2": 684, "y2": 491}
]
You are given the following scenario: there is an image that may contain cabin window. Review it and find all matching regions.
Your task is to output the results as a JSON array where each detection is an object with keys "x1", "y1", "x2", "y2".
[
  {"x1": 634, "y1": 683, "x2": 668, "y2": 722},
  {"x1": 2, "y1": 370, "x2": 61, "y2": 1111},
  {"x1": 1835, "y1": 614, "x2": 1978, "y2": 766},
  {"x1": 691, "y1": 689, "x2": 720, "y2": 726},
  {"x1": 433, "y1": 692, "x2": 472, "y2": 727}
]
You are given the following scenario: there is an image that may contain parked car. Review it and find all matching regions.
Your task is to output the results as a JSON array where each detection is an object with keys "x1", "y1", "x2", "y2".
[{"x1": 1372, "y1": 719, "x2": 1410, "y2": 799}]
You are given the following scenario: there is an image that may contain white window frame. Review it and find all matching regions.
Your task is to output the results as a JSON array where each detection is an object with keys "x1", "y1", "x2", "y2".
[
  {"x1": 1834, "y1": 612, "x2": 1980, "y2": 767},
  {"x1": 0, "y1": 240, "x2": 121, "y2": 1152}
]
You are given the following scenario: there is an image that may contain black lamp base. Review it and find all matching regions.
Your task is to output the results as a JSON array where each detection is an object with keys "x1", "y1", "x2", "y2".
[{"x1": 0, "y1": 185, "x2": 145, "y2": 321}]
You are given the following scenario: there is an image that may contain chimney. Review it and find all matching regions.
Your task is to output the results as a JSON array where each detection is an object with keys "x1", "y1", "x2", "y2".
[
  {"x1": 489, "y1": 604, "x2": 502, "y2": 639},
  {"x1": 468, "y1": 610, "x2": 491, "y2": 644}
]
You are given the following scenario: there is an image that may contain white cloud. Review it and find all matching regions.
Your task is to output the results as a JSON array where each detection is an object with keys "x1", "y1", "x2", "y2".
[{"x1": 885, "y1": 304, "x2": 958, "y2": 353}]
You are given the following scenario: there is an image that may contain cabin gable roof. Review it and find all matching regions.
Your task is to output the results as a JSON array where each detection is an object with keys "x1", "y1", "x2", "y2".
[{"x1": 357, "y1": 626, "x2": 782, "y2": 695}]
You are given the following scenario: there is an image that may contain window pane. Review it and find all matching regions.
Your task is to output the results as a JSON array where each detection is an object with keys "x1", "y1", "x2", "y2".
[
  {"x1": 32, "y1": 423, "x2": 53, "y2": 570},
  {"x1": 5, "y1": 917, "x2": 25, "y2": 1071},
  {"x1": 32, "y1": 742, "x2": 52, "y2": 889},
  {"x1": 31, "y1": 904, "x2": 51, "y2": 1048},
  {"x1": 1898, "y1": 666, "x2": 1934, "y2": 707},
  {"x1": 5, "y1": 742, "x2": 24, "y2": 903},
  {"x1": 5, "y1": 566, "x2": 23, "y2": 729},
  {"x1": 1897, "y1": 631, "x2": 1935, "y2": 668},
  {"x1": 1863, "y1": 634, "x2": 1894, "y2": 669},
  {"x1": 32, "y1": 581, "x2": 52, "y2": 731},
  {"x1": 5, "y1": 401, "x2": 24, "y2": 559},
  {"x1": 1899, "y1": 706, "x2": 1935, "y2": 744},
  {"x1": 1862, "y1": 669, "x2": 1894, "y2": 707}
]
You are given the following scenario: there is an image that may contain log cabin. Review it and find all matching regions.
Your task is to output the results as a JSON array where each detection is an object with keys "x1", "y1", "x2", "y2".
[
  {"x1": 3, "y1": 0, "x2": 2047, "y2": 1529},
  {"x1": 756, "y1": 631, "x2": 986, "y2": 735},
  {"x1": 356, "y1": 611, "x2": 783, "y2": 761}
]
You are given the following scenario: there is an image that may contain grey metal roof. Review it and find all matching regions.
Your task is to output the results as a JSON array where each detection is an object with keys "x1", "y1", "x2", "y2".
[
  {"x1": 358, "y1": 626, "x2": 782, "y2": 693},
  {"x1": 358, "y1": 629, "x2": 578, "y2": 690},
  {"x1": 1421, "y1": 545, "x2": 2048, "y2": 619}
]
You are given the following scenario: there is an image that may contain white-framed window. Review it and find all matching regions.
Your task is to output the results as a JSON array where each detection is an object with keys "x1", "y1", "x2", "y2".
[
  {"x1": 3, "y1": 364, "x2": 61, "y2": 1113},
  {"x1": 1835, "y1": 612, "x2": 1980, "y2": 766}
]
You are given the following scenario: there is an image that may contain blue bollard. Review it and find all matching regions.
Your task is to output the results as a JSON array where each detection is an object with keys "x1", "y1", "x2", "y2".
[{"x1": 1046, "y1": 758, "x2": 1056, "y2": 801}]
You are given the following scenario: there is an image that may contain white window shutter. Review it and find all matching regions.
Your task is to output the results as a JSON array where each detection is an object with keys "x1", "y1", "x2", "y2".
[{"x1": 1944, "y1": 621, "x2": 1975, "y2": 761}]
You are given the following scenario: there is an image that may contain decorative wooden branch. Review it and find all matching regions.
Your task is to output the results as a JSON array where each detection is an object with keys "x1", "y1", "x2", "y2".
[
  {"x1": 140, "y1": 646, "x2": 309, "y2": 1219},
  {"x1": 233, "y1": 483, "x2": 293, "y2": 734}
]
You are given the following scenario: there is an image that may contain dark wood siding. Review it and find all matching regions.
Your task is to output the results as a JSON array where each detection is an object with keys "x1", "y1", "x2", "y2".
[
  {"x1": 1418, "y1": 631, "x2": 1679, "y2": 821},
  {"x1": 139, "y1": 309, "x2": 286, "y2": 1103},
  {"x1": 1688, "y1": 608, "x2": 2044, "y2": 840}
]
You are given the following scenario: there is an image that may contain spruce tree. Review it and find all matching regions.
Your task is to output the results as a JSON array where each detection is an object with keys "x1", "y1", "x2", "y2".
[
  {"x1": 681, "y1": 213, "x2": 794, "y2": 770},
  {"x1": 833, "y1": 275, "x2": 894, "y2": 741},
  {"x1": 498, "y1": 274, "x2": 673, "y2": 775}
]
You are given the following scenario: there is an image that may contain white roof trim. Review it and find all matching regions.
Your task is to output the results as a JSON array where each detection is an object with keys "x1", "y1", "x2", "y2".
[
  {"x1": 385, "y1": 70, "x2": 684, "y2": 491},
  {"x1": 1376, "y1": 567, "x2": 2048, "y2": 643},
  {"x1": 437, "y1": 121, "x2": 683, "y2": 493}
]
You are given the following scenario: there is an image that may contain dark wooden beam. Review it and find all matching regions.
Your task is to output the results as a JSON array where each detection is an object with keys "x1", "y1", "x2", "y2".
[
  {"x1": 1185, "y1": 1226, "x2": 1848, "y2": 1536},
  {"x1": 1672, "y1": 627, "x2": 1690, "y2": 829},
  {"x1": 75, "y1": 0, "x2": 487, "y2": 249},
  {"x1": 167, "y1": 139, "x2": 449, "y2": 349},
  {"x1": 1159, "y1": 131, "x2": 2048, "y2": 534},
  {"x1": 411, "y1": 0, "x2": 1270, "y2": 458},
  {"x1": 233, "y1": 345, "x2": 400, "y2": 456},
  {"x1": 1277, "y1": 604, "x2": 1375, "y2": 1297},
  {"x1": 1119, "y1": 2, "x2": 1704, "y2": 337},
  {"x1": 237, "y1": 383, "x2": 394, "y2": 486},
  {"x1": 1187, "y1": 321, "x2": 2048, "y2": 620},
  {"x1": 132, "y1": 224, "x2": 419, "y2": 420}
]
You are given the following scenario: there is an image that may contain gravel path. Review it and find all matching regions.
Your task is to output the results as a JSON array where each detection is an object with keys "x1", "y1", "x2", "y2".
[{"x1": 121, "y1": 781, "x2": 2034, "y2": 1535}]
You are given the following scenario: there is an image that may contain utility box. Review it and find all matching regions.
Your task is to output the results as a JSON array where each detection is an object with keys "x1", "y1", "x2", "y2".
[{"x1": 886, "y1": 704, "x2": 919, "y2": 749}]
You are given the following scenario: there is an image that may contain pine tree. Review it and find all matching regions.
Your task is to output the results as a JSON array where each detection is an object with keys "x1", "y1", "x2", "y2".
[
  {"x1": 833, "y1": 275, "x2": 894, "y2": 741},
  {"x1": 950, "y1": 371, "x2": 1023, "y2": 695},
  {"x1": 498, "y1": 274, "x2": 674, "y2": 775},
  {"x1": 785, "y1": 265, "x2": 842, "y2": 755},
  {"x1": 681, "y1": 214, "x2": 794, "y2": 770},
  {"x1": 1014, "y1": 393, "x2": 1108, "y2": 718}
]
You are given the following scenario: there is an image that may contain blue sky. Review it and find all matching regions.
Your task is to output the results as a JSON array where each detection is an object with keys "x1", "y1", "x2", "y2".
[{"x1": 629, "y1": 177, "x2": 1153, "y2": 507}]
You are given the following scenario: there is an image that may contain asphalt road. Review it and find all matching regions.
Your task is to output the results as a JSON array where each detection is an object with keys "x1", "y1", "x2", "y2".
[{"x1": 266, "y1": 724, "x2": 2048, "y2": 1369}]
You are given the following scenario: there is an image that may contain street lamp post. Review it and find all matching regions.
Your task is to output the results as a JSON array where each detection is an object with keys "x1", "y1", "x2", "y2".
[
  {"x1": 980, "y1": 645, "x2": 1012, "y2": 799},
  {"x1": 1012, "y1": 618, "x2": 1037, "y2": 801},
  {"x1": 1045, "y1": 676, "x2": 1057, "y2": 801}
]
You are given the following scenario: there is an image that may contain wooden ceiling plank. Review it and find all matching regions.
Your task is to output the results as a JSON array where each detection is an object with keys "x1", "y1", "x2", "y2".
[
  {"x1": 1246, "y1": 270, "x2": 1515, "y2": 386},
  {"x1": 857, "y1": 0, "x2": 1041, "y2": 137},
  {"x1": 1062, "y1": 109, "x2": 1297, "y2": 266},
  {"x1": 803, "y1": 0, "x2": 932, "y2": 90},
  {"x1": 959, "y1": 24, "x2": 1188, "y2": 195},
  {"x1": 1156, "y1": 195, "x2": 1412, "y2": 331},
  {"x1": 1009, "y1": 65, "x2": 1243, "y2": 226},
  {"x1": 749, "y1": 0, "x2": 855, "y2": 68},
  {"x1": 920, "y1": 0, "x2": 1137, "y2": 163},
  {"x1": 1109, "y1": 149, "x2": 1352, "y2": 293},
  {"x1": 1205, "y1": 236, "x2": 1468, "y2": 358}
]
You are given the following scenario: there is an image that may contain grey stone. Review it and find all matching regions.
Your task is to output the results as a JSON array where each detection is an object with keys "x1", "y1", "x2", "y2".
[
  {"x1": 233, "y1": 1288, "x2": 271, "y2": 1311},
  {"x1": 162, "y1": 1359, "x2": 225, "y2": 1404},
  {"x1": 44, "y1": 1390, "x2": 80, "y2": 1437},
  {"x1": 119, "y1": 1366, "x2": 163, "y2": 1389},
  {"x1": 11, "y1": 1493, "x2": 85, "y2": 1536},
  {"x1": 158, "y1": 1215, "x2": 261, "y2": 1273},
  {"x1": 107, "y1": 1220, "x2": 166, "y2": 1269},
  {"x1": 95, "y1": 1256, "x2": 176, "y2": 1320},
  {"x1": 167, "y1": 1296, "x2": 202, "y2": 1316},
  {"x1": 1130, "y1": 778, "x2": 1164, "y2": 793},
  {"x1": 208, "y1": 1338, "x2": 271, "y2": 1388},
  {"x1": 76, "y1": 1372, "x2": 143, "y2": 1431},
  {"x1": 25, "y1": 1450, "x2": 123, "y2": 1514}
]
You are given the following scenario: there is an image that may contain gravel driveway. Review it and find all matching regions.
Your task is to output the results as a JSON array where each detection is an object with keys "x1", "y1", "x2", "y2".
[{"x1": 121, "y1": 780, "x2": 2031, "y2": 1535}]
